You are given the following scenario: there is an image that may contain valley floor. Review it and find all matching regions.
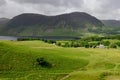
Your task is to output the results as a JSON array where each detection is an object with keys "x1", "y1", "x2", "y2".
[{"x1": 0, "y1": 41, "x2": 120, "y2": 80}]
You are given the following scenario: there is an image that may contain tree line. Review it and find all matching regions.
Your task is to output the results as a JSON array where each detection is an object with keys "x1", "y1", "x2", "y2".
[{"x1": 17, "y1": 35, "x2": 120, "y2": 48}]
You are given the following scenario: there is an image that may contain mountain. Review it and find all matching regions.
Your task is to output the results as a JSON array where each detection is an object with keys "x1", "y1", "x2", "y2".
[
  {"x1": 102, "y1": 20, "x2": 120, "y2": 28},
  {"x1": 101, "y1": 20, "x2": 120, "y2": 34},
  {"x1": 0, "y1": 18, "x2": 9, "y2": 26},
  {"x1": 1, "y1": 12, "x2": 104, "y2": 36},
  {"x1": 0, "y1": 18, "x2": 10, "y2": 35}
]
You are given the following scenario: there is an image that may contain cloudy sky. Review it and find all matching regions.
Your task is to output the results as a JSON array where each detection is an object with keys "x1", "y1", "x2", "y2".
[{"x1": 0, "y1": 0, "x2": 120, "y2": 20}]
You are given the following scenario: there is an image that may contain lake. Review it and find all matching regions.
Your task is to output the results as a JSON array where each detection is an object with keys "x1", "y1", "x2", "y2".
[
  {"x1": 18, "y1": 36, "x2": 80, "y2": 40},
  {"x1": 0, "y1": 36, "x2": 80, "y2": 40},
  {"x1": 0, "y1": 36, "x2": 17, "y2": 40}
]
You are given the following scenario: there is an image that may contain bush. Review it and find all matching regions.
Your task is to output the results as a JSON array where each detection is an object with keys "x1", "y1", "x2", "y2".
[
  {"x1": 72, "y1": 42, "x2": 80, "y2": 48},
  {"x1": 110, "y1": 43, "x2": 117, "y2": 48},
  {"x1": 115, "y1": 42, "x2": 120, "y2": 47},
  {"x1": 99, "y1": 72, "x2": 112, "y2": 80},
  {"x1": 36, "y1": 58, "x2": 52, "y2": 68},
  {"x1": 42, "y1": 39, "x2": 56, "y2": 44},
  {"x1": 101, "y1": 41, "x2": 110, "y2": 46},
  {"x1": 56, "y1": 42, "x2": 61, "y2": 46},
  {"x1": 84, "y1": 44, "x2": 89, "y2": 48},
  {"x1": 89, "y1": 43, "x2": 97, "y2": 48},
  {"x1": 64, "y1": 42, "x2": 70, "y2": 47}
]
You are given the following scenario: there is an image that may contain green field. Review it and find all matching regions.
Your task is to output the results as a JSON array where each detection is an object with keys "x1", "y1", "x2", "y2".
[{"x1": 0, "y1": 40, "x2": 120, "y2": 80}]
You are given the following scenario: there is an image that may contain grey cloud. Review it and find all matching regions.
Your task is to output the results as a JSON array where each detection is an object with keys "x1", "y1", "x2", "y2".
[
  {"x1": 8, "y1": 0, "x2": 84, "y2": 17},
  {"x1": 98, "y1": 0, "x2": 120, "y2": 12},
  {"x1": 106, "y1": 0, "x2": 120, "y2": 8},
  {"x1": 81, "y1": 0, "x2": 120, "y2": 19},
  {"x1": 10, "y1": 0, "x2": 83, "y2": 7},
  {"x1": 0, "y1": 0, "x2": 120, "y2": 19},
  {"x1": 0, "y1": 0, "x2": 6, "y2": 6}
]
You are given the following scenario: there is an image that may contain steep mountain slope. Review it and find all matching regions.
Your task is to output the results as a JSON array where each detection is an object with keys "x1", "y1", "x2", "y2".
[{"x1": 1, "y1": 12, "x2": 104, "y2": 36}]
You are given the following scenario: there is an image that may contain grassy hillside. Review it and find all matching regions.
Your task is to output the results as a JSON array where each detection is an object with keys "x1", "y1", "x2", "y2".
[{"x1": 0, "y1": 41, "x2": 120, "y2": 80}]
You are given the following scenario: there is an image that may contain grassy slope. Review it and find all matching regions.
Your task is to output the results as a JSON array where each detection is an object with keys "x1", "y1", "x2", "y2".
[
  {"x1": 0, "y1": 41, "x2": 120, "y2": 80},
  {"x1": 1, "y1": 24, "x2": 101, "y2": 36}
]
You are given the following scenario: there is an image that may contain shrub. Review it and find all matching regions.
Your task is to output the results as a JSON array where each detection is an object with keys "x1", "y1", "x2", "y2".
[
  {"x1": 64, "y1": 42, "x2": 70, "y2": 47},
  {"x1": 56, "y1": 42, "x2": 61, "y2": 46},
  {"x1": 42, "y1": 40, "x2": 56, "y2": 44},
  {"x1": 84, "y1": 44, "x2": 89, "y2": 48},
  {"x1": 109, "y1": 43, "x2": 117, "y2": 48},
  {"x1": 115, "y1": 42, "x2": 120, "y2": 47},
  {"x1": 101, "y1": 41, "x2": 110, "y2": 46},
  {"x1": 99, "y1": 72, "x2": 112, "y2": 80},
  {"x1": 36, "y1": 58, "x2": 52, "y2": 68},
  {"x1": 89, "y1": 43, "x2": 97, "y2": 48}
]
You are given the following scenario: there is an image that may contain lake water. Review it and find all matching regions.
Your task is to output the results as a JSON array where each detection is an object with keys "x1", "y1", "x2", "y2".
[
  {"x1": 0, "y1": 36, "x2": 17, "y2": 40},
  {"x1": 18, "y1": 36, "x2": 80, "y2": 40},
  {"x1": 0, "y1": 36, "x2": 80, "y2": 40}
]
